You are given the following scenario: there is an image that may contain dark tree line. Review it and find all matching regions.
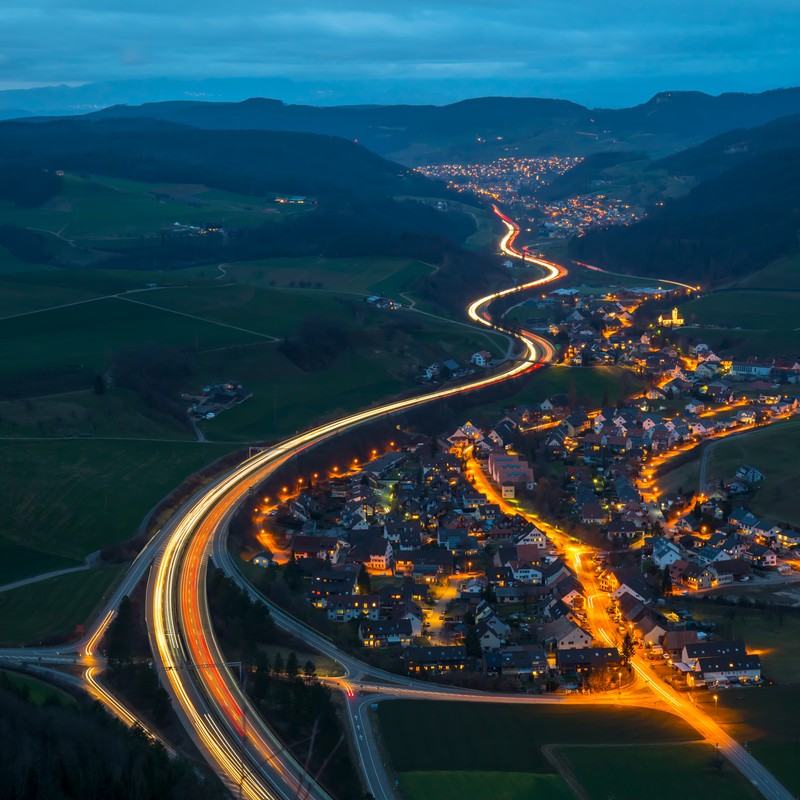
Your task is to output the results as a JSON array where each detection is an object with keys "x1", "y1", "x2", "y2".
[
  {"x1": 0, "y1": 166, "x2": 61, "y2": 208},
  {"x1": 0, "y1": 672, "x2": 226, "y2": 800}
]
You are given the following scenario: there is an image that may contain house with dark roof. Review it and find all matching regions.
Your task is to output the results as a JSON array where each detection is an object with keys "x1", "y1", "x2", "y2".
[
  {"x1": 404, "y1": 645, "x2": 469, "y2": 675},
  {"x1": 358, "y1": 619, "x2": 413, "y2": 648},
  {"x1": 745, "y1": 543, "x2": 778, "y2": 567},
  {"x1": 681, "y1": 640, "x2": 746, "y2": 668},
  {"x1": 555, "y1": 648, "x2": 621, "y2": 674},
  {"x1": 688, "y1": 655, "x2": 761, "y2": 687},
  {"x1": 485, "y1": 645, "x2": 549, "y2": 677},
  {"x1": 325, "y1": 594, "x2": 380, "y2": 622}
]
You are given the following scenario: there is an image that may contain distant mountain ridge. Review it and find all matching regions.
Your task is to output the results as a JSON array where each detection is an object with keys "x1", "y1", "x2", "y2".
[{"x1": 13, "y1": 86, "x2": 800, "y2": 164}]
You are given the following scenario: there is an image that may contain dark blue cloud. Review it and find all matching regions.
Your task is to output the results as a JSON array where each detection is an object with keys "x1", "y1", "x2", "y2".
[{"x1": 2, "y1": 1, "x2": 799, "y2": 105}]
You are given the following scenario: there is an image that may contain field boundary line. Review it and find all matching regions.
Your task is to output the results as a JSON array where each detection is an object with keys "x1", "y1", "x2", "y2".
[
  {"x1": 541, "y1": 744, "x2": 590, "y2": 800},
  {"x1": 115, "y1": 295, "x2": 279, "y2": 340}
]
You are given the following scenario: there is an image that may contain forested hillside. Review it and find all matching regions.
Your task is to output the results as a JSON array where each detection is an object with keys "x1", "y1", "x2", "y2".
[
  {"x1": 0, "y1": 117, "x2": 440, "y2": 200},
  {"x1": 569, "y1": 117, "x2": 800, "y2": 284}
]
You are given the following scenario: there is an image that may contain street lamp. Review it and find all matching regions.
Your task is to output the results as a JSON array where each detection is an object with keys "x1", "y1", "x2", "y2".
[
  {"x1": 617, "y1": 669, "x2": 621, "y2": 696},
  {"x1": 713, "y1": 693, "x2": 719, "y2": 717}
]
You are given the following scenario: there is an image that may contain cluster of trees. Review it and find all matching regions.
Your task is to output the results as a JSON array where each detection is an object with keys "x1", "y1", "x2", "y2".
[
  {"x1": 110, "y1": 344, "x2": 192, "y2": 430},
  {"x1": 0, "y1": 165, "x2": 61, "y2": 208},
  {"x1": 0, "y1": 672, "x2": 225, "y2": 800},
  {"x1": 206, "y1": 566, "x2": 277, "y2": 648},
  {"x1": 414, "y1": 244, "x2": 508, "y2": 317},
  {"x1": 245, "y1": 653, "x2": 365, "y2": 800},
  {"x1": 279, "y1": 316, "x2": 355, "y2": 372},
  {"x1": 102, "y1": 595, "x2": 174, "y2": 729}
]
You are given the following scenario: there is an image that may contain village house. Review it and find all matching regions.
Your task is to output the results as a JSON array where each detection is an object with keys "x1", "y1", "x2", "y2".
[
  {"x1": 687, "y1": 655, "x2": 762, "y2": 687},
  {"x1": 404, "y1": 645, "x2": 469, "y2": 675},
  {"x1": 471, "y1": 350, "x2": 493, "y2": 367},
  {"x1": 555, "y1": 647, "x2": 621, "y2": 677},
  {"x1": 358, "y1": 619, "x2": 413, "y2": 648},
  {"x1": 325, "y1": 594, "x2": 380, "y2": 622},
  {"x1": 485, "y1": 645, "x2": 550, "y2": 678},
  {"x1": 538, "y1": 617, "x2": 592, "y2": 650},
  {"x1": 744, "y1": 543, "x2": 778, "y2": 568}
]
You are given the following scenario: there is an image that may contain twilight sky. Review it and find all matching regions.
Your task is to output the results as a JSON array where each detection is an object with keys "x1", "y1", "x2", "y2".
[{"x1": 3, "y1": 0, "x2": 800, "y2": 106}]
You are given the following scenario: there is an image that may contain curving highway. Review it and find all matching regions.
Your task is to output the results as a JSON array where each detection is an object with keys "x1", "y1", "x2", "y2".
[
  {"x1": 3, "y1": 206, "x2": 790, "y2": 800},
  {"x1": 145, "y1": 205, "x2": 567, "y2": 799}
]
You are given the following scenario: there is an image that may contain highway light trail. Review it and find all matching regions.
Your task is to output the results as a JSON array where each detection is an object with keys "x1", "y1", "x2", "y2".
[
  {"x1": 147, "y1": 205, "x2": 566, "y2": 800},
  {"x1": 573, "y1": 259, "x2": 699, "y2": 292}
]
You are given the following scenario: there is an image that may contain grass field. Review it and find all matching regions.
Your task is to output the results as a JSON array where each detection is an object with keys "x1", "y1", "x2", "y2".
[
  {"x1": 194, "y1": 346, "x2": 407, "y2": 442},
  {"x1": 142, "y1": 283, "x2": 366, "y2": 338},
  {"x1": 0, "y1": 565, "x2": 126, "y2": 645},
  {"x1": 0, "y1": 295, "x2": 265, "y2": 373},
  {"x1": 560, "y1": 743, "x2": 761, "y2": 800},
  {"x1": 0, "y1": 266, "x2": 221, "y2": 319},
  {"x1": 0, "y1": 669, "x2": 76, "y2": 705},
  {"x1": 0, "y1": 539, "x2": 79, "y2": 586},
  {"x1": 733, "y1": 253, "x2": 800, "y2": 292},
  {"x1": 657, "y1": 455, "x2": 702, "y2": 496},
  {"x1": 0, "y1": 387, "x2": 194, "y2": 440},
  {"x1": 677, "y1": 289, "x2": 800, "y2": 357},
  {"x1": 226, "y1": 256, "x2": 434, "y2": 300},
  {"x1": 378, "y1": 701, "x2": 701, "y2": 800},
  {"x1": 0, "y1": 261, "x2": 507, "y2": 443},
  {"x1": 398, "y1": 771, "x2": 573, "y2": 800},
  {"x1": 0, "y1": 173, "x2": 295, "y2": 244},
  {"x1": 705, "y1": 420, "x2": 800, "y2": 526},
  {"x1": 378, "y1": 701, "x2": 699, "y2": 772},
  {"x1": 0, "y1": 439, "x2": 235, "y2": 567}
]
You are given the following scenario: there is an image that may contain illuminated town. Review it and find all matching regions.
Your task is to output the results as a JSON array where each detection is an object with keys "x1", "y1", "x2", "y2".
[{"x1": 416, "y1": 156, "x2": 643, "y2": 237}]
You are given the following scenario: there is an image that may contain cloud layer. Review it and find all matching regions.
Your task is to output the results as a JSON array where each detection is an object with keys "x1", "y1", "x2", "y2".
[{"x1": 3, "y1": 1, "x2": 799, "y2": 104}]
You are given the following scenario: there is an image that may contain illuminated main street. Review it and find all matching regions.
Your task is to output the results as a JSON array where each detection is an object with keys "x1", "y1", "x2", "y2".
[{"x1": 0, "y1": 207, "x2": 791, "y2": 800}]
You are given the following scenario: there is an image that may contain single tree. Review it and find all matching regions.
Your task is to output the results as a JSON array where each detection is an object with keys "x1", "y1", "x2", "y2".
[
  {"x1": 356, "y1": 563, "x2": 372, "y2": 595},
  {"x1": 464, "y1": 626, "x2": 482, "y2": 659},
  {"x1": 273, "y1": 652, "x2": 285, "y2": 676},
  {"x1": 621, "y1": 630, "x2": 636, "y2": 665},
  {"x1": 93, "y1": 373, "x2": 105, "y2": 395},
  {"x1": 285, "y1": 651, "x2": 299, "y2": 679},
  {"x1": 661, "y1": 568, "x2": 672, "y2": 596},
  {"x1": 104, "y1": 596, "x2": 136, "y2": 667},
  {"x1": 303, "y1": 660, "x2": 316, "y2": 679}
]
